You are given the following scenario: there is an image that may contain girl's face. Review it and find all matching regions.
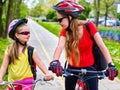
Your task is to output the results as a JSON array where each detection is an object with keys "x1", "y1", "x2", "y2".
[
  {"x1": 57, "y1": 12, "x2": 69, "y2": 29},
  {"x1": 15, "y1": 24, "x2": 30, "y2": 43}
]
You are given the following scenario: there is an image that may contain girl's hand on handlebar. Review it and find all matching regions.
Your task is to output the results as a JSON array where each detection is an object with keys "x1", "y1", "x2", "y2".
[
  {"x1": 44, "y1": 74, "x2": 54, "y2": 81},
  {"x1": 0, "y1": 78, "x2": 3, "y2": 83},
  {"x1": 107, "y1": 62, "x2": 118, "y2": 80},
  {"x1": 49, "y1": 60, "x2": 63, "y2": 76}
]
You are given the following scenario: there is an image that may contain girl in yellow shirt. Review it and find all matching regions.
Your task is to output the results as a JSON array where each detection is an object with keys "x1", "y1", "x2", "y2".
[{"x1": 0, "y1": 18, "x2": 54, "y2": 90}]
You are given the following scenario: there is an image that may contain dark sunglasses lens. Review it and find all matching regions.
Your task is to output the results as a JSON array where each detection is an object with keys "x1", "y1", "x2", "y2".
[
  {"x1": 57, "y1": 18, "x2": 62, "y2": 23},
  {"x1": 57, "y1": 17, "x2": 66, "y2": 23},
  {"x1": 18, "y1": 32, "x2": 30, "y2": 35}
]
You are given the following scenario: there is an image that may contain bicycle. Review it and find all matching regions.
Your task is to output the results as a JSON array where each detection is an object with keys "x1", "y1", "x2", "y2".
[
  {"x1": 62, "y1": 68, "x2": 108, "y2": 90},
  {"x1": 0, "y1": 78, "x2": 53, "y2": 90}
]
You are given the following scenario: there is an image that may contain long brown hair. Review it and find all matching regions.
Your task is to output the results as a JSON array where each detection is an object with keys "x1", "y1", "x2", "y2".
[
  {"x1": 65, "y1": 18, "x2": 86, "y2": 66},
  {"x1": 8, "y1": 23, "x2": 27, "y2": 64}
]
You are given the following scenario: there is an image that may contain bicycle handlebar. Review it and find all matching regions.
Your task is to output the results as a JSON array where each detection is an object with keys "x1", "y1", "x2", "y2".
[
  {"x1": 62, "y1": 68, "x2": 108, "y2": 79},
  {"x1": 0, "y1": 78, "x2": 53, "y2": 90},
  {"x1": 0, "y1": 78, "x2": 47, "y2": 85},
  {"x1": 0, "y1": 81, "x2": 10, "y2": 85},
  {"x1": 64, "y1": 69, "x2": 107, "y2": 74}
]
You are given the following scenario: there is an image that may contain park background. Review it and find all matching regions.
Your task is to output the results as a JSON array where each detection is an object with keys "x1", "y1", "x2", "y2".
[{"x1": 0, "y1": 0, "x2": 120, "y2": 89}]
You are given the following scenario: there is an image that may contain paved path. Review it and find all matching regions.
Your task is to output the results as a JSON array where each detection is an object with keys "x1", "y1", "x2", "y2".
[{"x1": 27, "y1": 19, "x2": 120, "y2": 90}]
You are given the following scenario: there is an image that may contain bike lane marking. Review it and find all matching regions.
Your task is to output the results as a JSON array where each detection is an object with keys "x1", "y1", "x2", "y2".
[{"x1": 30, "y1": 23, "x2": 65, "y2": 90}]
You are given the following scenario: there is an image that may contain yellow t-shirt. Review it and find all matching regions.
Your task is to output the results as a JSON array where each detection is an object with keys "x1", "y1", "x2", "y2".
[{"x1": 5, "y1": 47, "x2": 34, "y2": 82}]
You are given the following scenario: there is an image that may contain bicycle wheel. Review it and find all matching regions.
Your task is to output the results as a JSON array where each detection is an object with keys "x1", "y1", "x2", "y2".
[
  {"x1": 8, "y1": 85, "x2": 21, "y2": 90},
  {"x1": 75, "y1": 81, "x2": 88, "y2": 90},
  {"x1": 0, "y1": 82, "x2": 15, "y2": 90}
]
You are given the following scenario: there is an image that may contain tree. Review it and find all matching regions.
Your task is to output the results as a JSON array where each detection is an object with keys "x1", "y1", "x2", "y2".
[
  {"x1": 41, "y1": 0, "x2": 59, "y2": 15},
  {"x1": 20, "y1": 2, "x2": 29, "y2": 18},
  {"x1": 46, "y1": 10, "x2": 56, "y2": 20},
  {"x1": 5, "y1": 0, "x2": 22, "y2": 37},
  {"x1": 30, "y1": 5, "x2": 43, "y2": 17},
  {"x1": 0, "y1": 0, "x2": 7, "y2": 38},
  {"x1": 78, "y1": 0, "x2": 91, "y2": 20},
  {"x1": 93, "y1": 0, "x2": 100, "y2": 26},
  {"x1": 102, "y1": 0, "x2": 115, "y2": 26}
]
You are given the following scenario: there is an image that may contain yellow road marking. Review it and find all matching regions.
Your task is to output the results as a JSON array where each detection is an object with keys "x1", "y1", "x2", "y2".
[{"x1": 33, "y1": 31, "x2": 51, "y2": 62}]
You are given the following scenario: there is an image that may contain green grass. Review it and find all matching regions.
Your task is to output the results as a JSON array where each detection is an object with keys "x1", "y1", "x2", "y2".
[
  {"x1": 0, "y1": 38, "x2": 9, "y2": 89},
  {"x1": 39, "y1": 21, "x2": 61, "y2": 37},
  {"x1": 39, "y1": 21, "x2": 120, "y2": 79},
  {"x1": 98, "y1": 26, "x2": 120, "y2": 32},
  {"x1": 103, "y1": 39, "x2": 120, "y2": 78},
  {"x1": 0, "y1": 38, "x2": 10, "y2": 66}
]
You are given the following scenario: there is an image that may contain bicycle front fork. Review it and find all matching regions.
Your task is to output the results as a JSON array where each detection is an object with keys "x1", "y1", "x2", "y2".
[{"x1": 75, "y1": 79, "x2": 87, "y2": 90}]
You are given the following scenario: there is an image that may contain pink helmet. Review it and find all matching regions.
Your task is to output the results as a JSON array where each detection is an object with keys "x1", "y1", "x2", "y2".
[
  {"x1": 53, "y1": 0, "x2": 85, "y2": 18},
  {"x1": 8, "y1": 18, "x2": 28, "y2": 40}
]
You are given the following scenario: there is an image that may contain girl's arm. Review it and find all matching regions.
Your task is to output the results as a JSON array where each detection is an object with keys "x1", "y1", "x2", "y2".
[
  {"x1": 93, "y1": 32, "x2": 112, "y2": 64},
  {"x1": 0, "y1": 54, "x2": 9, "y2": 82},
  {"x1": 53, "y1": 36, "x2": 66, "y2": 60},
  {"x1": 94, "y1": 32, "x2": 118, "y2": 80},
  {"x1": 32, "y1": 51, "x2": 53, "y2": 80},
  {"x1": 49, "y1": 36, "x2": 66, "y2": 76}
]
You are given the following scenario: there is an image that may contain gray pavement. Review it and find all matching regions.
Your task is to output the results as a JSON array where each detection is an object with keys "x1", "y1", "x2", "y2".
[{"x1": 27, "y1": 19, "x2": 120, "y2": 90}]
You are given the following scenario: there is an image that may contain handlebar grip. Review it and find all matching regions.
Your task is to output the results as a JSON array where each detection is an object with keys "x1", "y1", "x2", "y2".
[{"x1": 0, "y1": 81, "x2": 9, "y2": 85}]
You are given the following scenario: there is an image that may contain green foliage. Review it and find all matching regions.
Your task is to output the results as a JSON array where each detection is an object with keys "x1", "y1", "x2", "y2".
[
  {"x1": 0, "y1": 38, "x2": 9, "y2": 90},
  {"x1": 0, "y1": 38, "x2": 9, "y2": 85},
  {"x1": 46, "y1": 10, "x2": 56, "y2": 20},
  {"x1": 2, "y1": 15, "x2": 6, "y2": 31},
  {"x1": 20, "y1": 2, "x2": 30, "y2": 18},
  {"x1": 30, "y1": 4, "x2": 43, "y2": 17},
  {"x1": 98, "y1": 26, "x2": 120, "y2": 32},
  {"x1": 78, "y1": 0, "x2": 91, "y2": 19},
  {"x1": 38, "y1": 21, "x2": 61, "y2": 37},
  {"x1": 0, "y1": 38, "x2": 9, "y2": 66},
  {"x1": 104, "y1": 39, "x2": 120, "y2": 78},
  {"x1": 117, "y1": 13, "x2": 120, "y2": 20}
]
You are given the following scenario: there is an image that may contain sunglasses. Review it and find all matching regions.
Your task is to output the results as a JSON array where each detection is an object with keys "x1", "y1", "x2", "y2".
[
  {"x1": 57, "y1": 17, "x2": 66, "y2": 23},
  {"x1": 18, "y1": 31, "x2": 30, "y2": 35}
]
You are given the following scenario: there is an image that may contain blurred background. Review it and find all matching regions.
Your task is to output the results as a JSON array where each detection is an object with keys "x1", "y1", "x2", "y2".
[{"x1": 0, "y1": 0, "x2": 120, "y2": 88}]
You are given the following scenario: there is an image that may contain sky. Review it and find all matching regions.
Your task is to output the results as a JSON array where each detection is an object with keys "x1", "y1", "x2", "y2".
[
  {"x1": 23, "y1": 0, "x2": 94, "y2": 9},
  {"x1": 23, "y1": 0, "x2": 39, "y2": 8}
]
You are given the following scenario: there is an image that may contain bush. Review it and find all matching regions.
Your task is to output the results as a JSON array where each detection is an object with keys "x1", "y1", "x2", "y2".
[{"x1": 46, "y1": 10, "x2": 56, "y2": 20}]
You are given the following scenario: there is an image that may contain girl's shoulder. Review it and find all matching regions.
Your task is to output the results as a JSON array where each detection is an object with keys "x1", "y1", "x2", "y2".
[
  {"x1": 60, "y1": 28, "x2": 66, "y2": 37},
  {"x1": 4, "y1": 46, "x2": 11, "y2": 55},
  {"x1": 87, "y1": 21, "x2": 95, "y2": 26},
  {"x1": 84, "y1": 21, "x2": 98, "y2": 36}
]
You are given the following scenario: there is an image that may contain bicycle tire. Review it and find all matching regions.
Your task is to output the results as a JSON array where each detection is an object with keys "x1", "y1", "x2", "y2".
[{"x1": 75, "y1": 81, "x2": 88, "y2": 90}]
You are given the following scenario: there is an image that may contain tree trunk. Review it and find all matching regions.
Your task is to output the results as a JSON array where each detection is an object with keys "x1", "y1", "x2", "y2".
[
  {"x1": 5, "y1": 0, "x2": 22, "y2": 37},
  {"x1": 96, "y1": 0, "x2": 100, "y2": 26},
  {"x1": 105, "y1": 5, "x2": 108, "y2": 27},
  {"x1": 94, "y1": 0, "x2": 100, "y2": 27},
  {"x1": 104, "y1": 0, "x2": 115, "y2": 27},
  {"x1": 0, "y1": 0, "x2": 4, "y2": 37}
]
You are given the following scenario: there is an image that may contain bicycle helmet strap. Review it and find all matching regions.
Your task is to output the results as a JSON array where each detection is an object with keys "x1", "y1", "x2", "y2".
[
  {"x1": 15, "y1": 37, "x2": 27, "y2": 46},
  {"x1": 66, "y1": 16, "x2": 74, "y2": 32}
]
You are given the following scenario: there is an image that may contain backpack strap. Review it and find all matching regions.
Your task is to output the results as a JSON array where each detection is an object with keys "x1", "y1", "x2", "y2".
[
  {"x1": 85, "y1": 22, "x2": 91, "y2": 34},
  {"x1": 85, "y1": 22, "x2": 93, "y2": 39},
  {"x1": 85, "y1": 22, "x2": 96, "y2": 44},
  {"x1": 85, "y1": 22, "x2": 107, "y2": 71},
  {"x1": 28, "y1": 46, "x2": 36, "y2": 80}
]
